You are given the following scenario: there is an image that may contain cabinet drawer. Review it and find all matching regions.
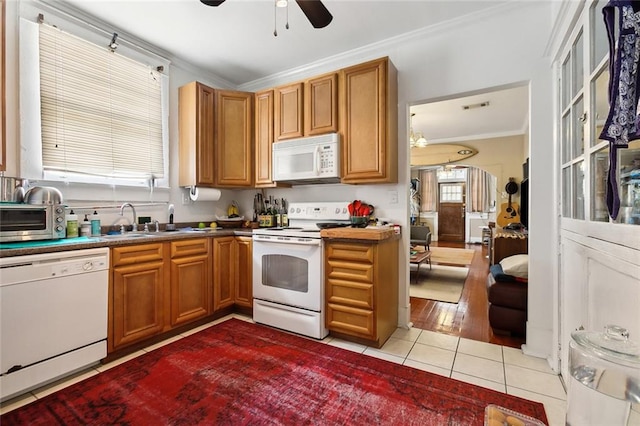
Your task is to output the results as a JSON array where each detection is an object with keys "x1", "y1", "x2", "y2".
[
  {"x1": 326, "y1": 303, "x2": 374, "y2": 338},
  {"x1": 326, "y1": 243, "x2": 374, "y2": 263},
  {"x1": 170, "y1": 238, "x2": 209, "y2": 258},
  {"x1": 112, "y1": 243, "x2": 164, "y2": 266},
  {"x1": 326, "y1": 259, "x2": 374, "y2": 283},
  {"x1": 327, "y1": 279, "x2": 373, "y2": 309}
]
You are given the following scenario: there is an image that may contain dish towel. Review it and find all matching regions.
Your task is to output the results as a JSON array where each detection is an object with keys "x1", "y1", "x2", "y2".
[{"x1": 599, "y1": 0, "x2": 640, "y2": 219}]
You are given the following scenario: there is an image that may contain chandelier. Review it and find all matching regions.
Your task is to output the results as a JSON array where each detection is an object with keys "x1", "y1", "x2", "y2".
[{"x1": 409, "y1": 113, "x2": 428, "y2": 148}]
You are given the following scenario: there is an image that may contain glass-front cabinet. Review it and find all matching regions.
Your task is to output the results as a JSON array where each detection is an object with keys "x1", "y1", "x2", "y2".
[{"x1": 560, "y1": 0, "x2": 640, "y2": 226}]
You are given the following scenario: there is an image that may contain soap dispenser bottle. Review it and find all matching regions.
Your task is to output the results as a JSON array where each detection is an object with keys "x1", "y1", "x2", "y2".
[
  {"x1": 66, "y1": 209, "x2": 79, "y2": 238},
  {"x1": 80, "y1": 214, "x2": 91, "y2": 237},
  {"x1": 91, "y1": 210, "x2": 101, "y2": 236}
]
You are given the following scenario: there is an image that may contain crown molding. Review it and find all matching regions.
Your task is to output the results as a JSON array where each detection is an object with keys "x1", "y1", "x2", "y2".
[{"x1": 239, "y1": 1, "x2": 524, "y2": 92}]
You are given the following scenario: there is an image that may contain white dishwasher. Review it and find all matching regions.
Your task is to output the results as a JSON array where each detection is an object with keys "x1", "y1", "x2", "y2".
[{"x1": 0, "y1": 247, "x2": 109, "y2": 401}]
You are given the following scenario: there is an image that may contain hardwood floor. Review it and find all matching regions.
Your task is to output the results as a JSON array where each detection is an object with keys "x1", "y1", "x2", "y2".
[{"x1": 410, "y1": 240, "x2": 526, "y2": 349}]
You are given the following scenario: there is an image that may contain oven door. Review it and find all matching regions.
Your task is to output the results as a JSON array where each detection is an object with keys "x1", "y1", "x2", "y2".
[{"x1": 252, "y1": 236, "x2": 322, "y2": 312}]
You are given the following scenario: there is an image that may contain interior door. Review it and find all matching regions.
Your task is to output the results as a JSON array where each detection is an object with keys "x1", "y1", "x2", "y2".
[{"x1": 438, "y1": 183, "x2": 465, "y2": 242}]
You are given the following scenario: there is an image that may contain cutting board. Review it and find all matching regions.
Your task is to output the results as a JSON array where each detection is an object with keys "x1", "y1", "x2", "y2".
[{"x1": 320, "y1": 226, "x2": 397, "y2": 241}]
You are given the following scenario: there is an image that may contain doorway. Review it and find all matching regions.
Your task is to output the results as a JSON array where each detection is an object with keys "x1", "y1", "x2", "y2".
[
  {"x1": 438, "y1": 182, "x2": 465, "y2": 242},
  {"x1": 407, "y1": 83, "x2": 529, "y2": 347}
]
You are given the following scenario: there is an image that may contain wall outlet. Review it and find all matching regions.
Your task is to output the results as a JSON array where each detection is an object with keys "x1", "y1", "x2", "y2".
[
  {"x1": 388, "y1": 190, "x2": 398, "y2": 204},
  {"x1": 182, "y1": 191, "x2": 191, "y2": 205}
]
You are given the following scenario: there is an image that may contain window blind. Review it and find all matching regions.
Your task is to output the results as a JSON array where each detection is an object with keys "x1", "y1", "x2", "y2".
[{"x1": 38, "y1": 23, "x2": 164, "y2": 179}]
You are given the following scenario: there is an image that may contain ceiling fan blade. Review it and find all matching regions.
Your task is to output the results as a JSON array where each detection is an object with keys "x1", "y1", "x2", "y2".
[
  {"x1": 295, "y1": 0, "x2": 333, "y2": 29},
  {"x1": 200, "y1": 0, "x2": 226, "y2": 6}
]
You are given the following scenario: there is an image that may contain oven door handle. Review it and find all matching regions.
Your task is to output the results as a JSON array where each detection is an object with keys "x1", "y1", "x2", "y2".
[{"x1": 253, "y1": 237, "x2": 322, "y2": 246}]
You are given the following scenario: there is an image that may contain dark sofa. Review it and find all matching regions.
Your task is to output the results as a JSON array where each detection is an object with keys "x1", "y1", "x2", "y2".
[{"x1": 486, "y1": 265, "x2": 528, "y2": 336}]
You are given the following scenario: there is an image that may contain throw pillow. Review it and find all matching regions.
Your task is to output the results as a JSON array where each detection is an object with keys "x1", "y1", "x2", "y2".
[{"x1": 500, "y1": 254, "x2": 528, "y2": 279}]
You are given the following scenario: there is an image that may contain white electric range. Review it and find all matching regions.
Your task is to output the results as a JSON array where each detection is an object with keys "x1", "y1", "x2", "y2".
[{"x1": 252, "y1": 202, "x2": 350, "y2": 339}]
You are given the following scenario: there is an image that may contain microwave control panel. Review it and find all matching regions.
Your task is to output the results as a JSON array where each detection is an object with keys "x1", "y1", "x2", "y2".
[{"x1": 318, "y1": 145, "x2": 337, "y2": 174}]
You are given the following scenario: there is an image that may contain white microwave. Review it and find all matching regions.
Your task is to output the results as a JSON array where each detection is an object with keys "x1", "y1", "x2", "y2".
[{"x1": 272, "y1": 133, "x2": 341, "y2": 184}]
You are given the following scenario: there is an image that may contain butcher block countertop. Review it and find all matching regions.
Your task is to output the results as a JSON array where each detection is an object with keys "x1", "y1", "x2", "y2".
[{"x1": 320, "y1": 226, "x2": 399, "y2": 241}]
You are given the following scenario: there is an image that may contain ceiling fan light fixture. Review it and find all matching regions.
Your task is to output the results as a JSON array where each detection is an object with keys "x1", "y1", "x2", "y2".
[
  {"x1": 409, "y1": 113, "x2": 428, "y2": 148},
  {"x1": 415, "y1": 134, "x2": 428, "y2": 147}
]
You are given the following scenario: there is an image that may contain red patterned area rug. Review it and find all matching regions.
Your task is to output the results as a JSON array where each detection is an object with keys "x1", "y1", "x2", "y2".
[{"x1": 2, "y1": 319, "x2": 548, "y2": 425}]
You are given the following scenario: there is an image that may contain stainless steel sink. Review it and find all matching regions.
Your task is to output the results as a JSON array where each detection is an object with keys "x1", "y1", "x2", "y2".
[{"x1": 100, "y1": 232, "x2": 157, "y2": 239}]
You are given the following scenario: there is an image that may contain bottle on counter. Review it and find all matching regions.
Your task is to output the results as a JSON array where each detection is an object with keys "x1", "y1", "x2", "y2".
[
  {"x1": 66, "y1": 209, "x2": 79, "y2": 238},
  {"x1": 80, "y1": 214, "x2": 91, "y2": 237},
  {"x1": 91, "y1": 210, "x2": 101, "y2": 236}
]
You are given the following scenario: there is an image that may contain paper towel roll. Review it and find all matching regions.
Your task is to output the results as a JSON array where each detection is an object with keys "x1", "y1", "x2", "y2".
[{"x1": 188, "y1": 187, "x2": 222, "y2": 202}]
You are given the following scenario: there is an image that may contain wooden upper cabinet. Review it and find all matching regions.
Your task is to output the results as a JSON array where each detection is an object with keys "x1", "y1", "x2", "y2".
[
  {"x1": 178, "y1": 82, "x2": 215, "y2": 187},
  {"x1": 274, "y1": 82, "x2": 304, "y2": 140},
  {"x1": 305, "y1": 72, "x2": 338, "y2": 136},
  {"x1": 339, "y1": 57, "x2": 398, "y2": 184},
  {"x1": 215, "y1": 89, "x2": 253, "y2": 187},
  {"x1": 254, "y1": 90, "x2": 276, "y2": 188}
]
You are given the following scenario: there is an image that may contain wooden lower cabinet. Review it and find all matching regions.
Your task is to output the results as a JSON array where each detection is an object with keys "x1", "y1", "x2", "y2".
[
  {"x1": 235, "y1": 237, "x2": 253, "y2": 308},
  {"x1": 325, "y1": 238, "x2": 398, "y2": 348},
  {"x1": 213, "y1": 236, "x2": 253, "y2": 312},
  {"x1": 169, "y1": 238, "x2": 210, "y2": 327},
  {"x1": 213, "y1": 236, "x2": 235, "y2": 311},
  {"x1": 110, "y1": 243, "x2": 166, "y2": 352},
  {"x1": 108, "y1": 236, "x2": 252, "y2": 356}
]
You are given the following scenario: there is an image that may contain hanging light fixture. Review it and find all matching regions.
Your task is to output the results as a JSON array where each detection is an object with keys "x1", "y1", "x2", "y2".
[{"x1": 409, "y1": 113, "x2": 428, "y2": 148}]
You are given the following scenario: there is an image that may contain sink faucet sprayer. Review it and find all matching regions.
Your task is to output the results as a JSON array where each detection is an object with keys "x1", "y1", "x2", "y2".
[{"x1": 120, "y1": 203, "x2": 137, "y2": 232}]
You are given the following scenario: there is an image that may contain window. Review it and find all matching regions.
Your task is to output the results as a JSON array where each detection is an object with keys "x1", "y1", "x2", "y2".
[
  {"x1": 559, "y1": 0, "x2": 640, "y2": 225},
  {"x1": 20, "y1": 18, "x2": 169, "y2": 187},
  {"x1": 439, "y1": 183, "x2": 464, "y2": 203}
]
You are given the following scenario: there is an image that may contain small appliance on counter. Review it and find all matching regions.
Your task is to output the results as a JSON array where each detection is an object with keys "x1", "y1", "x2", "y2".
[
  {"x1": 0, "y1": 175, "x2": 27, "y2": 203},
  {"x1": 0, "y1": 186, "x2": 66, "y2": 243}
]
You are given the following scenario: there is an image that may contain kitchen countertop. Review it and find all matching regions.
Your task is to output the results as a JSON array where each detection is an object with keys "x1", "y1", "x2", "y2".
[
  {"x1": 320, "y1": 226, "x2": 399, "y2": 242},
  {"x1": 0, "y1": 228, "x2": 254, "y2": 258}
]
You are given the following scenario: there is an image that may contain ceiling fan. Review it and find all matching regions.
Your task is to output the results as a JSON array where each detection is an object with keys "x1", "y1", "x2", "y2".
[{"x1": 200, "y1": 0, "x2": 333, "y2": 29}]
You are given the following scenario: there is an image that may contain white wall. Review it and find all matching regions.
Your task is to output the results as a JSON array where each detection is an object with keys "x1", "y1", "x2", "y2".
[{"x1": 4, "y1": 1, "x2": 557, "y2": 359}]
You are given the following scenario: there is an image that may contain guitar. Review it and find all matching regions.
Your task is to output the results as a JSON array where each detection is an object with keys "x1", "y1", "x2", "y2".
[{"x1": 497, "y1": 178, "x2": 521, "y2": 228}]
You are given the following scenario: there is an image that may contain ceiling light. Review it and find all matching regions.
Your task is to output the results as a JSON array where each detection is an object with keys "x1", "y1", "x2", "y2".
[
  {"x1": 458, "y1": 149, "x2": 473, "y2": 155},
  {"x1": 276, "y1": 0, "x2": 288, "y2": 7},
  {"x1": 409, "y1": 113, "x2": 428, "y2": 148},
  {"x1": 462, "y1": 101, "x2": 490, "y2": 110}
]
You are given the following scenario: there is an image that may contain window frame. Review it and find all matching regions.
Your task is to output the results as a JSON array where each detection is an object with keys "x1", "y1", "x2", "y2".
[{"x1": 18, "y1": 10, "x2": 170, "y2": 189}]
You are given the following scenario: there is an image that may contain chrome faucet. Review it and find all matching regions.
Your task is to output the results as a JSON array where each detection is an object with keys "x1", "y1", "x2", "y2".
[
  {"x1": 153, "y1": 220, "x2": 160, "y2": 232},
  {"x1": 120, "y1": 203, "x2": 137, "y2": 232}
]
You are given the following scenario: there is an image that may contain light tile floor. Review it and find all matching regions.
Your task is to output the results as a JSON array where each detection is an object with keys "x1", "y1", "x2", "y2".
[
  {"x1": 4, "y1": 315, "x2": 638, "y2": 426},
  {"x1": 327, "y1": 327, "x2": 568, "y2": 426}
]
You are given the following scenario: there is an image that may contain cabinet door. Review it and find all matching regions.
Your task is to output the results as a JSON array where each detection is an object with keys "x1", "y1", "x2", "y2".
[
  {"x1": 170, "y1": 254, "x2": 210, "y2": 326},
  {"x1": 305, "y1": 72, "x2": 338, "y2": 136},
  {"x1": 112, "y1": 261, "x2": 165, "y2": 351},
  {"x1": 178, "y1": 82, "x2": 215, "y2": 187},
  {"x1": 254, "y1": 90, "x2": 276, "y2": 188},
  {"x1": 274, "y1": 82, "x2": 304, "y2": 140},
  {"x1": 339, "y1": 57, "x2": 397, "y2": 184},
  {"x1": 170, "y1": 239, "x2": 210, "y2": 326},
  {"x1": 235, "y1": 237, "x2": 253, "y2": 308},
  {"x1": 215, "y1": 90, "x2": 253, "y2": 187},
  {"x1": 213, "y1": 237, "x2": 235, "y2": 311}
]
